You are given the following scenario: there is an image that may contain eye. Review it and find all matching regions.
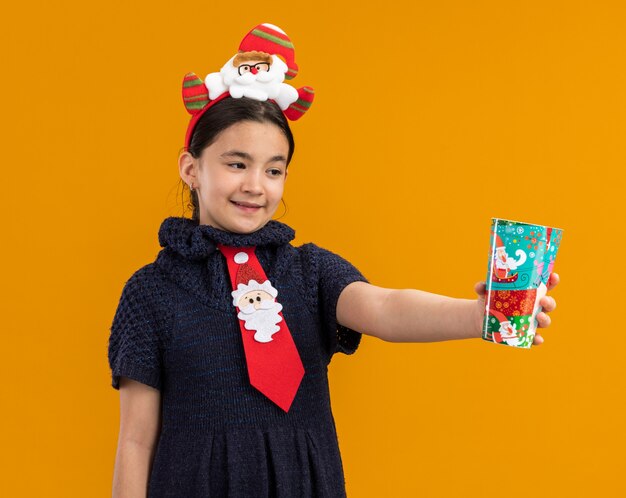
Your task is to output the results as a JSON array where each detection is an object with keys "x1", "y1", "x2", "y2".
[
  {"x1": 248, "y1": 298, "x2": 254, "y2": 304},
  {"x1": 268, "y1": 168, "x2": 283, "y2": 177},
  {"x1": 228, "y1": 162, "x2": 246, "y2": 169},
  {"x1": 256, "y1": 296, "x2": 261, "y2": 302},
  {"x1": 240, "y1": 65, "x2": 251, "y2": 73}
]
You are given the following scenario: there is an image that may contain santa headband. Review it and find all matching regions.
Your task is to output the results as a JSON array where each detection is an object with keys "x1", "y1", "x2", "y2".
[{"x1": 182, "y1": 23, "x2": 315, "y2": 150}]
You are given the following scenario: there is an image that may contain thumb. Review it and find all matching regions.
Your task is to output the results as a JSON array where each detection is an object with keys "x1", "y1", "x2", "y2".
[{"x1": 474, "y1": 281, "x2": 487, "y2": 297}]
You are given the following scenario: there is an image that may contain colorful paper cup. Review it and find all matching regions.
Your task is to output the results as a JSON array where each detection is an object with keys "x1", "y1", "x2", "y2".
[{"x1": 482, "y1": 218, "x2": 563, "y2": 348}]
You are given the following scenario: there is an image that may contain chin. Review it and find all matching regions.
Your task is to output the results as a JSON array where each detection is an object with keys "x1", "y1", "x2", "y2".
[
  {"x1": 225, "y1": 219, "x2": 270, "y2": 234},
  {"x1": 200, "y1": 208, "x2": 275, "y2": 233}
]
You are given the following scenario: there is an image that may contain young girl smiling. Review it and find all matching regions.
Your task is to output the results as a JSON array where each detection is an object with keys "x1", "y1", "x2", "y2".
[{"x1": 109, "y1": 24, "x2": 559, "y2": 497}]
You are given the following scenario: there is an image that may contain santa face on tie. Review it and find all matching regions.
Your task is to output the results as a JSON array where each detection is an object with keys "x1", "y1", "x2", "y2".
[{"x1": 232, "y1": 279, "x2": 284, "y2": 343}]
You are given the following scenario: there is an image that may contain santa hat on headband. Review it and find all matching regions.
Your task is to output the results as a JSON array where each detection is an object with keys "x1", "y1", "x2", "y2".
[
  {"x1": 182, "y1": 23, "x2": 314, "y2": 150},
  {"x1": 238, "y1": 24, "x2": 299, "y2": 80}
]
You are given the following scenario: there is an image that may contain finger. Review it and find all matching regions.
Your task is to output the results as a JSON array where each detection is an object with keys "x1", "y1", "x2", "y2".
[
  {"x1": 533, "y1": 333, "x2": 544, "y2": 346},
  {"x1": 474, "y1": 281, "x2": 486, "y2": 296},
  {"x1": 547, "y1": 272, "x2": 560, "y2": 291},
  {"x1": 536, "y1": 312, "x2": 552, "y2": 328},
  {"x1": 540, "y1": 296, "x2": 557, "y2": 312}
]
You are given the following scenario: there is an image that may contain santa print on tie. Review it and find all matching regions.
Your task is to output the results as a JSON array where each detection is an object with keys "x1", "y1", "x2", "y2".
[{"x1": 217, "y1": 244, "x2": 305, "y2": 412}]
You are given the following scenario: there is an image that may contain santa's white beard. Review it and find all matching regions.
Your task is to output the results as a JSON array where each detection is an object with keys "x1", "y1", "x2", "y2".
[
  {"x1": 226, "y1": 70, "x2": 276, "y2": 86},
  {"x1": 237, "y1": 301, "x2": 284, "y2": 343},
  {"x1": 503, "y1": 336, "x2": 521, "y2": 346},
  {"x1": 495, "y1": 258, "x2": 509, "y2": 269},
  {"x1": 205, "y1": 54, "x2": 299, "y2": 110},
  {"x1": 505, "y1": 257, "x2": 519, "y2": 270},
  {"x1": 499, "y1": 322, "x2": 517, "y2": 338},
  {"x1": 499, "y1": 322, "x2": 520, "y2": 345},
  {"x1": 225, "y1": 65, "x2": 290, "y2": 104}
]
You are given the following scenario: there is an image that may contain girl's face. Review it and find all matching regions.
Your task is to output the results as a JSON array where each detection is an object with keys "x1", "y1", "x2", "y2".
[{"x1": 182, "y1": 120, "x2": 289, "y2": 234}]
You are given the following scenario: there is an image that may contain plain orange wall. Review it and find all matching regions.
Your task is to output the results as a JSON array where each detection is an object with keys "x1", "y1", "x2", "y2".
[{"x1": 2, "y1": 1, "x2": 623, "y2": 496}]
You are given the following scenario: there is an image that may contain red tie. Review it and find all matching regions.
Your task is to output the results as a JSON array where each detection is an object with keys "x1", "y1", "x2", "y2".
[{"x1": 217, "y1": 244, "x2": 305, "y2": 412}]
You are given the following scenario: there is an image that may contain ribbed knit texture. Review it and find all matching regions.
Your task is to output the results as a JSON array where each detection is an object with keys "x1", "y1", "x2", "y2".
[{"x1": 108, "y1": 217, "x2": 368, "y2": 497}]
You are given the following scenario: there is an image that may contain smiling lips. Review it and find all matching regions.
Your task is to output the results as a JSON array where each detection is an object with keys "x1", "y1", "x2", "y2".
[{"x1": 232, "y1": 200, "x2": 264, "y2": 211}]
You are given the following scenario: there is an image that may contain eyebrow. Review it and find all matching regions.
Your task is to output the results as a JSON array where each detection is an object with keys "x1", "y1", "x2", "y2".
[{"x1": 220, "y1": 150, "x2": 287, "y2": 163}]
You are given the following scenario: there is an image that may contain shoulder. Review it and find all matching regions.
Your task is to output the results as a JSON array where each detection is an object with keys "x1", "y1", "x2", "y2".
[
  {"x1": 294, "y1": 243, "x2": 368, "y2": 356},
  {"x1": 121, "y1": 262, "x2": 167, "y2": 295},
  {"x1": 116, "y1": 262, "x2": 176, "y2": 317},
  {"x1": 296, "y1": 242, "x2": 364, "y2": 277},
  {"x1": 110, "y1": 262, "x2": 178, "y2": 350},
  {"x1": 296, "y1": 241, "x2": 337, "y2": 255},
  {"x1": 109, "y1": 263, "x2": 173, "y2": 391},
  {"x1": 125, "y1": 261, "x2": 163, "y2": 285},
  {"x1": 296, "y1": 242, "x2": 350, "y2": 266}
]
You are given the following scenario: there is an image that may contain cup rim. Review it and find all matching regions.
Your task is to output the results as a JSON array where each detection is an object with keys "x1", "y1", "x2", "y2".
[{"x1": 491, "y1": 217, "x2": 564, "y2": 231}]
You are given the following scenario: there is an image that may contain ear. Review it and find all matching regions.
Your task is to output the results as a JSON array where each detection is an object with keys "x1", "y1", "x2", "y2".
[{"x1": 179, "y1": 151, "x2": 197, "y2": 187}]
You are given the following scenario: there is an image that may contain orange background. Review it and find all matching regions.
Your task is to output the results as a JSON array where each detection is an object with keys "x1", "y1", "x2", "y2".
[{"x1": 2, "y1": 1, "x2": 624, "y2": 496}]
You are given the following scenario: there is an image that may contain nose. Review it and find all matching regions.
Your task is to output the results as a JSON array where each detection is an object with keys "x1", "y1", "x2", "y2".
[
  {"x1": 251, "y1": 67, "x2": 258, "y2": 75},
  {"x1": 241, "y1": 169, "x2": 263, "y2": 195}
]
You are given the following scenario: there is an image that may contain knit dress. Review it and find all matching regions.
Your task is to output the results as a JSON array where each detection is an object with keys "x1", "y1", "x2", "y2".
[{"x1": 108, "y1": 216, "x2": 369, "y2": 497}]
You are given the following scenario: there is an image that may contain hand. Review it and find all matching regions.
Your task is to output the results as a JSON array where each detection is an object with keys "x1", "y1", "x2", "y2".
[{"x1": 473, "y1": 273, "x2": 560, "y2": 345}]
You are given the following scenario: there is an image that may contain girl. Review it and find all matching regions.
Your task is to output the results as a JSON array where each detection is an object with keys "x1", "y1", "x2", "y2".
[{"x1": 108, "y1": 24, "x2": 559, "y2": 497}]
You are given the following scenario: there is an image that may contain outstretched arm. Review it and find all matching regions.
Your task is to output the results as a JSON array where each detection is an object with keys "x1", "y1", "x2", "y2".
[{"x1": 336, "y1": 273, "x2": 559, "y2": 344}]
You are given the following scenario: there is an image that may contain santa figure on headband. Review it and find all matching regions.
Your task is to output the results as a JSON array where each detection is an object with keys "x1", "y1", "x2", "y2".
[
  {"x1": 181, "y1": 24, "x2": 314, "y2": 161},
  {"x1": 201, "y1": 23, "x2": 313, "y2": 120},
  {"x1": 205, "y1": 50, "x2": 299, "y2": 110}
]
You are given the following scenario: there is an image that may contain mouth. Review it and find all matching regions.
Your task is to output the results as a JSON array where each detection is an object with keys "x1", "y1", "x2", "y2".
[{"x1": 231, "y1": 200, "x2": 264, "y2": 211}]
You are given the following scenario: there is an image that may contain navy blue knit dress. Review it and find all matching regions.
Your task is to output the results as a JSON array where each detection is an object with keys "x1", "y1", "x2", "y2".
[{"x1": 108, "y1": 216, "x2": 368, "y2": 497}]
